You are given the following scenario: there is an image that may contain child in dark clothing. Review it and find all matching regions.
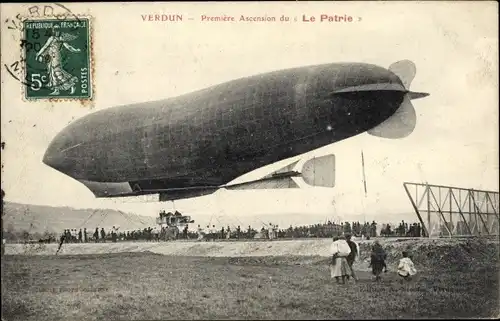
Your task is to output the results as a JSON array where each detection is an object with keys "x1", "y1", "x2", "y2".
[{"x1": 369, "y1": 241, "x2": 387, "y2": 281}]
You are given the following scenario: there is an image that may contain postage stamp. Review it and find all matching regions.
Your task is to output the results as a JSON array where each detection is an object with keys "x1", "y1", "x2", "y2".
[{"x1": 22, "y1": 18, "x2": 92, "y2": 100}]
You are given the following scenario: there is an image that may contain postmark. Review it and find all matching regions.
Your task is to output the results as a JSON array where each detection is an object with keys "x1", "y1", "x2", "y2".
[
  {"x1": 23, "y1": 18, "x2": 92, "y2": 100},
  {"x1": 3, "y1": 3, "x2": 94, "y2": 102}
]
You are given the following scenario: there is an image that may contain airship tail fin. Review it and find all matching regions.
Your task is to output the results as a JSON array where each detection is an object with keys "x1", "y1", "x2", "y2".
[
  {"x1": 367, "y1": 94, "x2": 417, "y2": 139},
  {"x1": 389, "y1": 60, "x2": 417, "y2": 89},
  {"x1": 227, "y1": 154, "x2": 336, "y2": 190},
  {"x1": 297, "y1": 154, "x2": 336, "y2": 188},
  {"x1": 408, "y1": 91, "x2": 430, "y2": 100},
  {"x1": 367, "y1": 60, "x2": 429, "y2": 139},
  {"x1": 224, "y1": 154, "x2": 336, "y2": 191},
  {"x1": 388, "y1": 60, "x2": 429, "y2": 99}
]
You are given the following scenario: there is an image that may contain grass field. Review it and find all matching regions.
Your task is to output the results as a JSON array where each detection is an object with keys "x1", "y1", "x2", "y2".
[{"x1": 2, "y1": 247, "x2": 499, "y2": 320}]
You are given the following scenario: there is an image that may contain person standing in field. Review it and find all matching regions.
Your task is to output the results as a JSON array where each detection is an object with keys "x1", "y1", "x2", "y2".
[
  {"x1": 197, "y1": 225, "x2": 204, "y2": 241},
  {"x1": 345, "y1": 234, "x2": 359, "y2": 282},
  {"x1": 100, "y1": 228, "x2": 106, "y2": 242},
  {"x1": 370, "y1": 240, "x2": 388, "y2": 282},
  {"x1": 212, "y1": 225, "x2": 217, "y2": 240},
  {"x1": 56, "y1": 230, "x2": 66, "y2": 255},
  {"x1": 351, "y1": 235, "x2": 360, "y2": 256},
  {"x1": 329, "y1": 235, "x2": 352, "y2": 284},
  {"x1": 268, "y1": 224, "x2": 274, "y2": 240}
]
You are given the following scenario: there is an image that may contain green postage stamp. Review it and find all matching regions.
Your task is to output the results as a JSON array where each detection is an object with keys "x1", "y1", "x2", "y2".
[{"x1": 23, "y1": 18, "x2": 92, "y2": 100}]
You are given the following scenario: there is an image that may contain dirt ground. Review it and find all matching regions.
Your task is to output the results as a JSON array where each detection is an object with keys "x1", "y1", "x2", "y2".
[{"x1": 2, "y1": 238, "x2": 499, "y2": 320}]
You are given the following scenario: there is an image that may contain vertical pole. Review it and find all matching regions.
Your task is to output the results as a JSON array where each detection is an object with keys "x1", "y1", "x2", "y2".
[
  {"x1": 474, "y1": 190, "x2": 478, "y2": 233},
  {"x1": 469, "y1": 190, "x2": 472, "y2": 234},
  {"x1": 427, "y1": 184, "x2": 431, "y2": 237},
  {"x1": 485, "y1": 193, "x2": 490, "y2": 232},
  {"x1": 449, "y1": 188, "x2": 453, "y2": 235},
  {"x1": 439, "y1": 187, "x2": 443, "y2": 233},
  {"x1": 416, "y1": 184, "x2": 418, "y2": 210},
  {"x1": 459, "y1": 190, "x2": 463, "y2": 235}
]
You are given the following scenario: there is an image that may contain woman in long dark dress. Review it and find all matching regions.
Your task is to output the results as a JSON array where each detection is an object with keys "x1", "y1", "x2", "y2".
[{"x1": 369, "y1": 240, "x2": 387, "y2": 281}]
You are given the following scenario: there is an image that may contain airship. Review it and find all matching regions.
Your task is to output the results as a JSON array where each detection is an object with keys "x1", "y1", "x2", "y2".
[{"x1": 43, "y1": 60, "x2": 429, "y2": 201}]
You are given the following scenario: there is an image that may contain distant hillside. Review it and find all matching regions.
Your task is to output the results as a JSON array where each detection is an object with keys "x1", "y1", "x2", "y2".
[{"x1": 2, "y1": 202, "x2": 156, "y2": 235}]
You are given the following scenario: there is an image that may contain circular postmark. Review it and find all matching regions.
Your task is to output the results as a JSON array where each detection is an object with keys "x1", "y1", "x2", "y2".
[{"x1": 4, "y1": 3, "x2": 91, "y2": 99}]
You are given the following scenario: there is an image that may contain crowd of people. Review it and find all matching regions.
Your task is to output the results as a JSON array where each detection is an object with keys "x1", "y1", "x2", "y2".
[
  {"x1": 380, "y1": 221, "x2": 424, "y2": 237},
  {"x1": 195, "y1": 220, "x2": 424, "y2": 241},
  {"x1": 6, "y1": 218, "x2": 424, "y2": 244},
  {"x1": 57, "y1": 227, "x2": 160, "y2": 243}
]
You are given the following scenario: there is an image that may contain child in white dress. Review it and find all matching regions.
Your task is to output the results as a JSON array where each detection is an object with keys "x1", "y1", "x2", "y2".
[{"x1": 397, "y1": 251, "x2": 417, "y2": 281}]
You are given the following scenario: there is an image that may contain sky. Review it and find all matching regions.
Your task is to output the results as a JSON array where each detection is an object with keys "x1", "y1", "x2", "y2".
[{"x1": 1, "y1": 1, "x2": 498, "y2": 228}]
